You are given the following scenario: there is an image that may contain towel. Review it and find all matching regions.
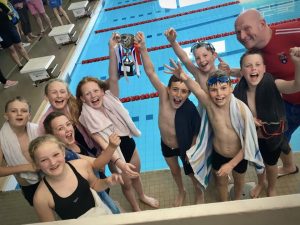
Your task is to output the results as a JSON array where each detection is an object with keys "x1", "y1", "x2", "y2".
[
  {"x1": 186, "y1": 103, "x2": 213, "y2": 189},
  {"x1": 79, "y1": 101, "x2": 125, "y2": 171},
  {"x1": 230, "y1": 95, "x2": 265, "y2": 173},
  {"x1": 79, "y1": 188, "x2": 112, "y2": 218},
  {"x1": 175, "y1": 98, "x2": 201, "y2": 157},
  {"x1": 0, "y1": 121, "x2": 39, "y2": 184},
  {"x1": 187, "y1": 95, "x2": 265, "y2": 188},
  {"x1": 234, "y1": 73, "x2": 286, "y2": 148},
  {"x1": 102, "y1": 90, "x2": 141, "y2": 137}
]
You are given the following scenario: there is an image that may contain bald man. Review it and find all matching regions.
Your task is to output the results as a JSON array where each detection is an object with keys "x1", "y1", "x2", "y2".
[{"x1": 235, "y1": 9, "x2": 299, "y2": 181}]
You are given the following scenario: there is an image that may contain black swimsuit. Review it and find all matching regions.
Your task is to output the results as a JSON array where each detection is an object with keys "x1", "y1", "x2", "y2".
[{"x1": 43, "y1": 162, "x2": 95, "y2": 220}]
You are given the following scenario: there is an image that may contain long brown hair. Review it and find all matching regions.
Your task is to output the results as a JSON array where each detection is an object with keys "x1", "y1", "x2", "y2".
[{"x1": 75, "y1": 76, "x2": 109, "y2": 113}]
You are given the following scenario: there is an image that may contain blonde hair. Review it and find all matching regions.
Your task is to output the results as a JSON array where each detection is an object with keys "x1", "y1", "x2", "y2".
[
  {"x1": 29, "y1": 134, "x2": 66, "y2": 163},
  {"x1": 44, "y1": 79, "x2": 80, "y2": 124}
]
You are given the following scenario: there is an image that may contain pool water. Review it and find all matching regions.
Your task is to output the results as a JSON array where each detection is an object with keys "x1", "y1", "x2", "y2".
[{"x1": 69, "y1": 0, "x2": 300, "y2": 172}]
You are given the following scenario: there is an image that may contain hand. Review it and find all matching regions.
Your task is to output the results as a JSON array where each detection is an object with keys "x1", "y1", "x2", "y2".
[
  {"x1": 108, "y1": 133, "x2": 121, "y2": 149},
  {"x1": 107, "y1": 173, "x2": 124, "y2": 186},
  {"x1": 164, "y1": 59, "x2": 188, "y2": 80},
  {"x1": 254, "y1": 117, "x2": 263, "y2": 127},
  {"x1": 217, "y1": 57, "x2": 231, "y2": 75},
  {"x1": 290, "y1": 47, "x2": 300, "y2": 63},
  {"x1": 134, "y1": 31, "x2": 146, "y2": 49},
  {"x1": 217, "y1": 163, "x2": 233, "y2": 177},
  {"x1": 118, "y1": 162, "x2": 140, "y2": 178},
  {"x1": 164, "y1": 27, "x2": 177, "y2": 43},
  {"x1": 109, "y1": 32, "x2": 121, "y2": 48}
]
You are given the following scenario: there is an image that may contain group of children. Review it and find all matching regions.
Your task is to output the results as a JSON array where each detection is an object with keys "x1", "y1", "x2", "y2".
[{"x1": 1, "y1": 10, "x2": 300, "y2": 222}]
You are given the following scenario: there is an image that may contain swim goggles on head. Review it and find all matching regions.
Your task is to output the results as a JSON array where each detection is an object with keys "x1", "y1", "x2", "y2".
[
  {"x1": 190, "y1": 41, "x2": 215, "y2": 53},
  {"x1": 207, "y1": 75, "x2": 231, "y2": 86}
]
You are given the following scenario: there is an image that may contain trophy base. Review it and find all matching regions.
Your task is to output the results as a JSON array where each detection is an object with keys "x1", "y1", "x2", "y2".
[{"x1": 119, "y1": 65, "x2": 136, "y2": 78}]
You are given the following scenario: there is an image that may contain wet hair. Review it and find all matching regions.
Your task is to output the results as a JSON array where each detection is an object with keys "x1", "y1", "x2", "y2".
[
  {"x1": 167, "y1": 75, "x2": 182, "y2": 87},
  {"x1": 239, "y1": 49, "x2": 265, "y2": 68},
  {"x1": 5, "y1": 96, "x2": 31, "y2": 113},
  {"x1": 44, "y1": 79, "x2": 80, "y2": 124},
  {"x1": 29, "y1": 134, "x2": 66, "y2": 163},
  {"x1": 75, "y1": 76, "x2": 109, "y2": 113},
  {"x1": 43, "y1": 111, "x2": 68, "y2": 135}
]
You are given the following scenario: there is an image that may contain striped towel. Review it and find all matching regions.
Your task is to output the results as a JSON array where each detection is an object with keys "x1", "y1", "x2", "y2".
[
  {"x1": 187, "y1": 95, "x2": 265, "y2": 189},
  {"x1": 186, "y1": 103, "x2": 212, "y2": 189}
]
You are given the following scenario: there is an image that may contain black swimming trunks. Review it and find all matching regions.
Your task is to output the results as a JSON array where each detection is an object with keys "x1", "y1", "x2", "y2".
[
  {"x1": 161, "y1": 140, "x2": 193, "y2": 175},
  {"x1": 258, "y1": 135, "x2": 291, "y2": 166},
  {"x1": 212, "y1": 150, "x2": 248, "y2": 174},
  {"x1": 119, "y1": 136, "x2": 135, "y2": 163}
]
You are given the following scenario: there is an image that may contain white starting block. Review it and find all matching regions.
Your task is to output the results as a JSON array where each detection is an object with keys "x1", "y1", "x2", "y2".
[
  {"x1": 20, "y1": 55, "x2": 58, "y2": 86},
  {"x1": 68, "y1": 1, "x2": 91, "y2": 19},
  {"x1": 48, "y1": 24, "x2": 77, "y2": 48}
]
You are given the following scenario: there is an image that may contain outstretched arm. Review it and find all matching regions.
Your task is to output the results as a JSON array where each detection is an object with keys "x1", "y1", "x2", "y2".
[
  {"x1": 0, "y1": 147, "x2": 36, "y2": 177},
  {"x1": 136, "y1": 31, "x2": 166, "y2": 93},
  {"x1": 164, "y1": 28, "x2": 201, "y2": 81},
  {"x1": 164, "y1": 59, "x2": 210, "y2": 105},
  {"x1": 276, "y1": 47, "x2": 300, "y2": 94},
  {"x1": 108, "y1": 32, "x2": 121, "y2": 97}
]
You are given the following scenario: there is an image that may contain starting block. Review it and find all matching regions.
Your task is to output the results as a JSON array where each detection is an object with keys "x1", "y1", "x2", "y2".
[
  {"x1": 20, "y1": 55, "x2": 58, "y2": 86},
  {"x1": 68, "y1": 1, "x2": 91, "y2": 19},
  {"x1": 48, "y1": 24, "x2": 77, "y2": 48}
]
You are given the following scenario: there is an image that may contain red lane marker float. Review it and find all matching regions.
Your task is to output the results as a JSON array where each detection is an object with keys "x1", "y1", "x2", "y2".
[
  {"x1": 120, "y1": 79, "x2": 239, "y2": 103},
  {"x1": 105, "y1": 0, "x2": 155, "y2": 12},
  {"x1": 120, "y1": 91, "x2": 159, "y2": 103},
  {"x1": 82, "y1": 18, "x2": 300, "y2": 65},
  {"x1": 95, "y1": 1, "x2": 240, "y2": 33}
]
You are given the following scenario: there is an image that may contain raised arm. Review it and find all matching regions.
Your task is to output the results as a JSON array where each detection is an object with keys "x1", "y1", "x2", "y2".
[
  {"x1": 275, "y1": 47, "x2": 300, "y2": 94},
  {"x1": 91, "y1": 133, "x2": 120, "y2": 169},
  {"x1": 108, "y1": 32, "x2": 121, "y2": 97},
  {"x1": 85, "y1": 159, "x2": 124, "y2": 192},
  {"x1": 91, "y1": 133, "x2": 139, "y2": 178},
  {"x1": 136, "y1": 32, "x2": 166, "y2": 93},
  {"x1": 164, "y1": 28, "x2": 201, "y2": 81},
  {"x1": 164, "y1": 59, "x2": 210, "y2": 106}
]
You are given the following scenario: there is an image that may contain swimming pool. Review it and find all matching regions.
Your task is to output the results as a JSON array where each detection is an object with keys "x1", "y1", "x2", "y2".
[{"x1": 68, "y1": 0, "x2": 300, "y2": 172}]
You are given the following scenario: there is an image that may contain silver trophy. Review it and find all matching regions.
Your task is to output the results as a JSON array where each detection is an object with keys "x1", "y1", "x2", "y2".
[{"x1": 120, "y1": 33, "x2": 135, "y2": 76}]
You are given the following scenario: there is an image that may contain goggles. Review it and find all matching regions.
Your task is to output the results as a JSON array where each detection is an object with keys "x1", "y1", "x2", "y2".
[
  {"x1": 207, "y1": 75, "x2": 231, "y2": 86},
  {"x1": 190, "y1": 41, "x2": 215, "y2": 53}
]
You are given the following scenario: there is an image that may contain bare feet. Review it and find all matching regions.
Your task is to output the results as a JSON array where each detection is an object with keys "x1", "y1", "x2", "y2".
[
  {"x1": 139, "y1": 195, "x2": 159, "y2": 208},
  {"x1": 173, "y1": 190, "x2": 186, "y2": 207},
  {"x1": 250, "y1": 184, "x2": 264, "y2": 198}
]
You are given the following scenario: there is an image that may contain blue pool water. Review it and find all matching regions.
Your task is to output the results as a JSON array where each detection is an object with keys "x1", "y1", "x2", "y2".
[{"x1": 69, "y1": 0, "x2": 300, "y2": 172}]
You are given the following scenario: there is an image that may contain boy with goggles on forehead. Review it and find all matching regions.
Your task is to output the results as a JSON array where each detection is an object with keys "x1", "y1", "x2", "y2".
[
  {"x1": 164, "y1": 28, "x2": 232, "y2": 90},
  {"x1": 165, "y1": 62, "x2": 264, "y2": 202}
]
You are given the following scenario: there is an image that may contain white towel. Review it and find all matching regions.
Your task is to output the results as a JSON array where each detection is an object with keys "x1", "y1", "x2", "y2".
[
  {"x1": 0, "y1": 121, "x2": 39, "y2": 184},
  {"x1": 187, "y1": 95, "x2": 264, "y2": 188},
  {"x1": 186, "y1": 103, "x2": 213, "y2": 189},
  {"x1": 103, "y1": 90, "x2": 141, "y2": 137},
  {"x1": 230, "y1": 95, "x2": 265, "y2": 173},
  {"x1": 79, "y1": 188, "x2": 112, "y2": 218}
]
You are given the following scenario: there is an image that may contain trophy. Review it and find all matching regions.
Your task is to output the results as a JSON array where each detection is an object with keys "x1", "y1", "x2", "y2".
[{"x1": 119, "y1": 34, "x2": 135, "y2": 77}]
